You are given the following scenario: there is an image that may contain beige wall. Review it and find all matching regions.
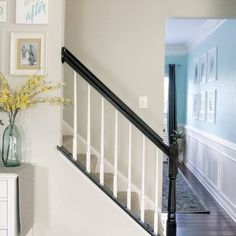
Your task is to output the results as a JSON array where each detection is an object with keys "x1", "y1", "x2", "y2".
[
  {"x1": 64, "y1": 0, "x2": 166, "y2": 204},
  {"x1": 63, "y1": 0, "x2": 236, "y2": 204},
  {"x1": 0, "y1": 0, "x2": 65, "y2": 235},
  {"x1": 1, "y1": 0, "x2": 236, "y2": 236}
]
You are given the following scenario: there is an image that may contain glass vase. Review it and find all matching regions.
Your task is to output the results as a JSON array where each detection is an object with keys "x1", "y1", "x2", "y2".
[{"x1": 2, "y1": 123, "x2": 21, "y2": 167}]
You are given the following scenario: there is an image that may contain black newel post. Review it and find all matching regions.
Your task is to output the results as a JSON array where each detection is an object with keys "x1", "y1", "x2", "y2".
[
  {"x1": 166, "y1": 135, "x2": 178, "y2": 236},
  {"x1": 166, "y1": 64, "x2": 178, "y2": 236}
]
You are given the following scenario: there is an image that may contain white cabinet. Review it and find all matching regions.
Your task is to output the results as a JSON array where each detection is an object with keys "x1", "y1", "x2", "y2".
[
  {"x1": 0, "y1": 181, "x2": 7, "y2": 198},
  {"x1": 0, "y1": 175, "x2": 17, "y2": 236},
  {"x1": 0, "y1": 230, "x2": 8, "y2": 236}
]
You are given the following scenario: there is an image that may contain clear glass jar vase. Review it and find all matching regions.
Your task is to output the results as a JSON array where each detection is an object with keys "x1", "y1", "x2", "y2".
[{"x1": 2, "y1": 122, "x2": 21, "y2": 167}]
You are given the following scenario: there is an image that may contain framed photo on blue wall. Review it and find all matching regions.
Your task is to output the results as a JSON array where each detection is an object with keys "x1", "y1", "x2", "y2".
[
  {"x1": 193, "y1": 58, "x2": 199, "y2": 84},
  {"x1": 199, "y1": 91, "x2": 206, "y2": 121},
  {"x1": 206, "y1": 90, "x2": 216, "y2": 123},
  {"x1": 193, "y1": 93, "x2": 199, "y2": 120},
  {"x1": 207, "y1": 47, "x2": 218, "y2": 82},
  {"x1": 199, "y1": 54, "x2": 207, "y2": 84}
]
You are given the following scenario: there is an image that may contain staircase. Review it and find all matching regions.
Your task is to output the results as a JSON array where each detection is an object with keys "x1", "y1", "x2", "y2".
[
  {"x1": 58, "y1": 47, "x2": 178, "y2": 236},
  {"x1": 63, "y1": 134, "x2": 156, "y2": 228}
]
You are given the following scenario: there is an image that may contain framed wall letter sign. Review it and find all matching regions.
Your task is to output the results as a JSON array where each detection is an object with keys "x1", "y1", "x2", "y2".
[
  {"x1": 206, "y1": 90, "x2": 216, "y2": 123},
  {"x1": 0, "y1": 1, "x2": 7, "y2": 22},
  {"x1": 10, "y1": 32, "x2": 47, "y2": 75},
  {"x1": 207, "y1": 47, "x2": 218, "y2": 82},
  {"x1": 16, "y1": 0, "x2": 48, "y2": 24}
]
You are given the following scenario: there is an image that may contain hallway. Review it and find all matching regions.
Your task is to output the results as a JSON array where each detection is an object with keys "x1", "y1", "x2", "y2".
[{"x1": 177, "y1": 164, "x2": 236, "y2": 236}]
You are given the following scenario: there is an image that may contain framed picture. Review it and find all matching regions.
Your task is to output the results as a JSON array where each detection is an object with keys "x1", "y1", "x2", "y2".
[
  {"x1": 193, "y1": 58, "x2": 199, "y2": 84},
  {"x1": 198, "y1": 92, "x2": 206, "y2": 121},
  {"x1": 16, "y1": 0, "x2": 48, "y2": 24},
  {"x1": 206, "y1": 90, "x2": 216, "y2": 123},
  {"x1": 199, "y1": 54, "x2": 207, "y2": 84},
  {"x1": 207, "y1": 47, "x2": 218, "y2": 82},
  {"x1": 10, "y1": 32, "x2": 47, "y2": 75},
  {"x1": 0, "y1": 1, "x2": 7, "y2": 22},
  {"x1": 193, "y1": 93, "x2": 199, "y2": 120}
]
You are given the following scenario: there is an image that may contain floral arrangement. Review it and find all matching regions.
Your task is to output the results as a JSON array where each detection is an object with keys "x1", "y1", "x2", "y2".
[
  {"x1": 0, "y1": 73, "x2": 71, "y2": 124},
  {"x1": 0, "y1": 73, "x2": 71, "y2": 167}
]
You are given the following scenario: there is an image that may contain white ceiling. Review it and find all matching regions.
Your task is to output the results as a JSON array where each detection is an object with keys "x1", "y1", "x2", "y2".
[
  {"x1": 165, "y1": 19, "x2": 207, "y2": 46},
  {"x1": 165, "y1": 19, "x2": 226, "y2": 54}
]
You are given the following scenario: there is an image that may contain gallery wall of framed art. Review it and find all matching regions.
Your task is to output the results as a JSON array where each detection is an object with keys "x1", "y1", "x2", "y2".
[
  {"x1": 192, "y1": 46, "x2": 218, "y2": 124},
  {"x1": 0, "y1": 0, "x2": 48, "y2": 76},
  {"x1": 0, "y1": 1, "x2": 7, "y2": 22},
  {"x1": 10, "y1": 32, "x2": 47, "y2": 75}
]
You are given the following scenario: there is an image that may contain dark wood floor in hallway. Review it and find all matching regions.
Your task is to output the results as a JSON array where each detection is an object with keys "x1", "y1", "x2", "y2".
[{"x1": 177, "y1": 164, "x2": 236, "y2": 236}]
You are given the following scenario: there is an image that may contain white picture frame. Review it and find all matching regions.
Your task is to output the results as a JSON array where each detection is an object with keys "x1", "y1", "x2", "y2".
[
  {"x1": 206, "y1": 90, "x2": 216, "y2": 123},
  {"x1": 10, "y1": 32, "x2": 47, "y2": 76},
  {"x1": 0, "y1": 1, "x2": 7, "y2": 22},
  {"x1": 198, "y1": 92, "x2": 206, "y2": 121},
  {"x1": 207, "y1": 47, "x2": 218, "y2": 82},
  {"x1": 16, "y1": 0, "x2": 48, "y2": 24},
  {"x1": 193, "y1": 93, "x2": 199, "y2": 120},
  {"x1": 199, "y1": 54, "x2": 207, "y2": 84},
  {"x1": 193, "y1": 58, "x2": 199, "y2": 85}
]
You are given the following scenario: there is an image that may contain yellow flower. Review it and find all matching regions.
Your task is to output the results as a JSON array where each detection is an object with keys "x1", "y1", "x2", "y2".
[{"x1": 0, "y1": 73, "x2": 71, "y2": 119}]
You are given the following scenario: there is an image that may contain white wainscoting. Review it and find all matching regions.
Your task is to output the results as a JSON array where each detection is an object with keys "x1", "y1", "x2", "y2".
[{"x1": 184, "y1": 126, "x2": 236, "y2": 222}]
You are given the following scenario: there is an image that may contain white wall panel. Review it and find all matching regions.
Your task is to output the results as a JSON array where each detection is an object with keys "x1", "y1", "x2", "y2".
[
  {"x1": 206, "y1": 148, "x2": 219, "y2": 188},
  {"x1": 185, "y1": 126, "x2": 236, "y2": 222},
  {"x1": 221, "y1": 158, "x2": 236, "y2": 206}
]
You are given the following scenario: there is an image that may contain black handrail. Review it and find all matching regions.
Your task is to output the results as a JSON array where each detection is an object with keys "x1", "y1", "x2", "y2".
[{"x1": 61, "y1": 47, "x2": 169, "y2": 156}]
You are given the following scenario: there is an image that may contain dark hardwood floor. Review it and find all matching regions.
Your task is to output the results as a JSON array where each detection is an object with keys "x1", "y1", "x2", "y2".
[{"x1": 177, "y1": 164, "x2": 236, "y2": 236}]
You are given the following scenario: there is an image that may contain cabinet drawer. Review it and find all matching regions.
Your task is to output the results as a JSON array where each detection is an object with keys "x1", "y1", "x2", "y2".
[
  {"x1": 0, "y1": 230, "x2": 7, "y2": 236},
  {"x1": 0, "y1": 202, "x2": 7, "y2": 227},
  {"x1": 0, "y1": 181, "x2": 7, "y2": 198}
]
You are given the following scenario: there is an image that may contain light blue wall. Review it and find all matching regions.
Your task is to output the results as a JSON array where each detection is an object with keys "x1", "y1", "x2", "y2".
[
  {"x1": 186, "y1": 20, "x2": 236, "y2": 143},
  {"x1": 165, "y1": 55, "x2": 187, "y2": 125}
]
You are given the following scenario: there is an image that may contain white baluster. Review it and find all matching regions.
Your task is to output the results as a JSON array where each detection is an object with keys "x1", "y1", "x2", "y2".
[
  {"x1": 73, "y1": 71, "x2": 78, "y2": 161},
  {"x1": 113, "y1": 110, "x2": 118, "y2": 197},
  {"x1": 100, "y1": 97, "x2": 105, "y2": 185},
  {"x1": 154, "y1": 148, "x2": 159, "y2": 234},
  {"x1": 127, "y1": 122, "x2": 132, "y2": 210},
  {"x1": 140, "y1": 135, "x2": 146, "y2": 222},
  {"x1": 86, "y1": 84, "x2": 91, "y2": 173}
]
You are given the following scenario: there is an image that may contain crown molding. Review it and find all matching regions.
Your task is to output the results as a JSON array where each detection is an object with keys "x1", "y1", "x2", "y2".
[
  {"x1": 165, "y1": 45, "x2": 187, "y2": 56},
  {"x1": 186, "y1": 19, "x2": 226, "y2": 52}
]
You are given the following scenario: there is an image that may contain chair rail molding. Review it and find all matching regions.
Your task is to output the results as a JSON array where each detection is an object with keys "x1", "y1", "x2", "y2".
[{"x1": 184, "y1": 125, "x2": 236, "y2": 222}]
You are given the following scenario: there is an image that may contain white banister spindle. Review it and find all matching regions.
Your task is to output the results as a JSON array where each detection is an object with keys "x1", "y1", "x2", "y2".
[
  {"x1": 140, "y1": 135, "x2": 146, "y2": 222},
  {"x1": 86, "y1": 84, "x2": 91, "y2": 173},
  {"x1": 127, "y1": 122, "x2": 132, "y2": 210},
  {"x1": 72, "y1": 71, "x2": 78, "y2": 161},
  {"x1": 100, "y1": 97, "x2": 105, "y2": 185},
  {"x1": 113, "y1": 110, "x2": 118, "y2": 197},
  {"x1": 154, "y1": 148, "x2": 159, "y2": 234}
]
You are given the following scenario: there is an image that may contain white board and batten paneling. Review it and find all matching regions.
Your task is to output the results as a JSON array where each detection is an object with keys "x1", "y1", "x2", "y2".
[
  {"x1": 184, "y1": 126, "x2": 236, "y2": 222},
  {"x1": 0, "y1": 174, "x2": 18, "y2": 236}
]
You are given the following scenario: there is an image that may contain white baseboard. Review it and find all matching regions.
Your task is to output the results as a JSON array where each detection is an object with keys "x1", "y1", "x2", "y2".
[
  {"x1": 185, "y1": 126, "x2": 236, "y2": 222},
  {"x1": 63, "y1": 121, "x2": 156, "y2": 210}
]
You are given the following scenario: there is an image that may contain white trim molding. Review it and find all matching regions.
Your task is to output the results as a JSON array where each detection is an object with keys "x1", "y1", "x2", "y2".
[
  {"x1": 165, "y1": 45, "x2": 187, "y2": 56},
  {"x1": 184, "y1": 126, "x2": 236, "y2": 222},
  {"x1": 165, "y1": 19, "x2": 226, "y2": 55},
  {"x1": 186, "y1": 19, "x2": 226, "y2": 52}
]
